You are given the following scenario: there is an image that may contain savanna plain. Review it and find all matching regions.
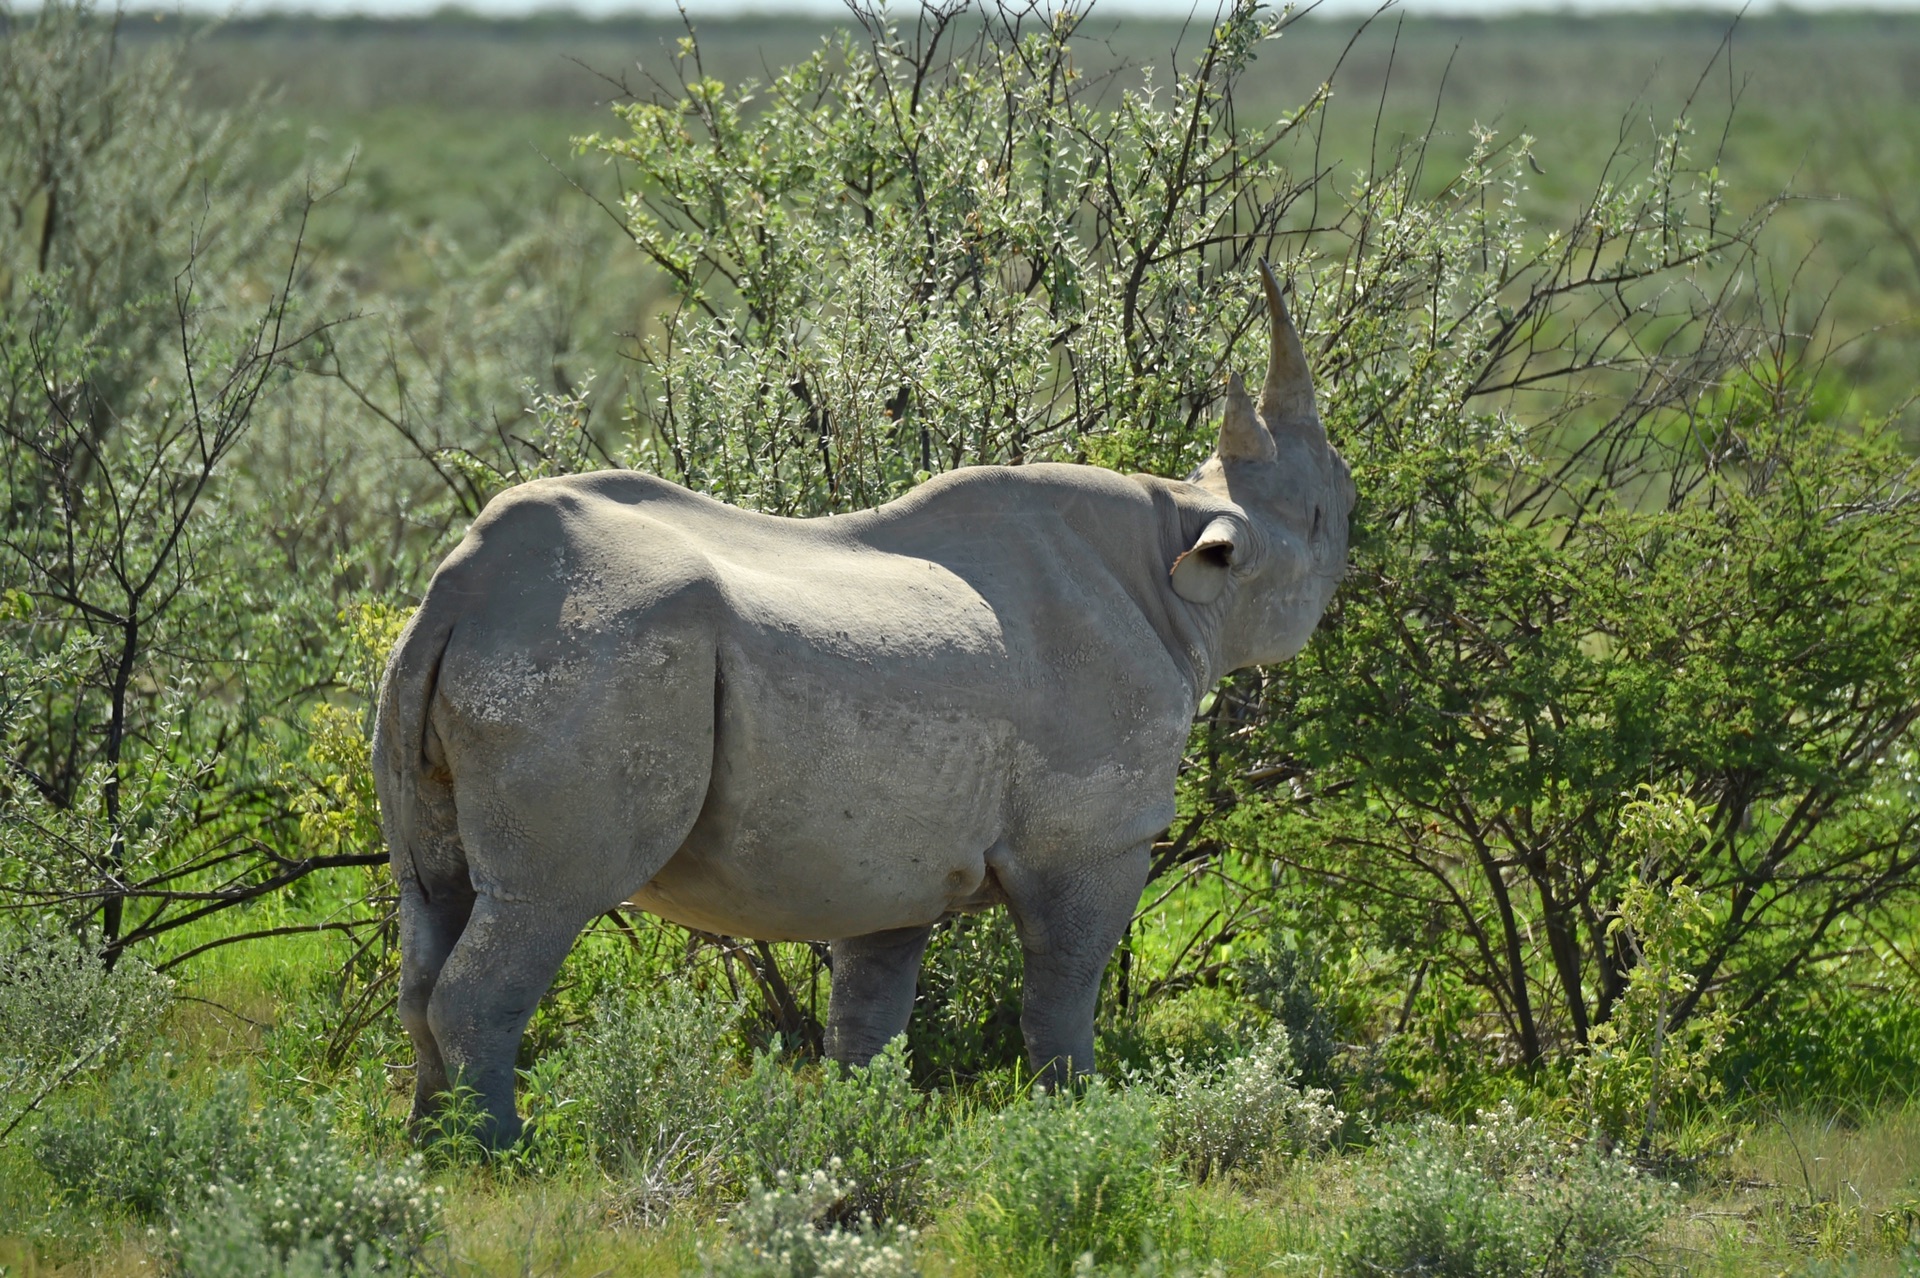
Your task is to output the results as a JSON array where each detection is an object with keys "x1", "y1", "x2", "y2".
[{"x1": 7, "y1": 2, "x2": 1920, "y2": 1274}]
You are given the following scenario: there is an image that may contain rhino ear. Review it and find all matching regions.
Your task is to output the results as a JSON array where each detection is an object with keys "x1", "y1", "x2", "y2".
[{"x1": 1170, "y1": 516, "x2": 1241, "y2": 604}]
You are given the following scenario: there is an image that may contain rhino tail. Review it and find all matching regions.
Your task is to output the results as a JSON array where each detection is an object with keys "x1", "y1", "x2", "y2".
[{"x1": 372, "y1": 602, "x2": 460, "y2": 895}]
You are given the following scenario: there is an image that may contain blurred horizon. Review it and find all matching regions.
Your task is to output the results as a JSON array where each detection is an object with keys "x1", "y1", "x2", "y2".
[{"x1": 69, "y1": 0, "x2": 1920, "y2": 19}]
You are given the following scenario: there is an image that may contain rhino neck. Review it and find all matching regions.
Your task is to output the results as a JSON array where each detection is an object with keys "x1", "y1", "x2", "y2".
[{"x1": 849, "y1": 464, "x2": 1236, "y2": 705}]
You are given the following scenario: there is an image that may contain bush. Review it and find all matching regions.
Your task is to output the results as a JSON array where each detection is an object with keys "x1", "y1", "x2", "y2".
[
  {"x1": 908, "y1": 912, "x2": 1025, "y2": 1083},
  {"x1": 0, "y1": 926, "x2": 171, "y2": 1143},
  {"x1": 563, "y1": 980, "x2": 740, "y2": 1175},
  {"x1": 1720, "y1": 965, "x2": 1920, "y2": 1113},
  {"x1": 1236, "y1": 929, "x2": 1344, "y2": 1090},
  {"x1": 34, "y1": 1063, "x2": 440, "y2": 1269},
  {"x1": 33, "y1": 1061, "x2": 255, "y2": 1217},
  {"x1": 168, "y1": 1192, "x2": 388, "y2": 1278},
  {"x1": 182, "y1": 1129, "x2": 440, "y2": 1273},
  {"x1": 1135, "y1": 1023, "x2": 1342, "y2": 1183},
  {"x1": 943, "y1": 1080, "x2": 1166, "y2": 1274},
  {"x1": 1570, "y1": 788, "x2": 1730, "y2": 1156},
  {"x1": 1340, "y1": 1104, "x2": 1671, "y2": 1278},
  {"x1": 1099, "y1": 987, "x2": 1246, "y2": 1080},
  {"x1": 706, "y1": 1164, "x2": 921, "y2": 1278},
  {"x1": 726, "y1": 1037, "x2": 937, "y2": 1223}
]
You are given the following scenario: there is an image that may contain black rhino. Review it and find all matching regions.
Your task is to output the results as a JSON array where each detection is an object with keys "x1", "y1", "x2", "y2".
[{"x1": 373, "y1": 263, "x2": 1354, "y2": 1144}]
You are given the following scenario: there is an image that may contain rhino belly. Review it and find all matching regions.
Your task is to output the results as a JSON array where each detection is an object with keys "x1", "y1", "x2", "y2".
[{"x1": 629, "y1": 655, "x2": 1013, "y2": 941}]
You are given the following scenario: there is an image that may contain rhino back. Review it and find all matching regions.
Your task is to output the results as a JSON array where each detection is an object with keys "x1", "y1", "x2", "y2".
[
  {"x1": 648, "y1": 465, "x2": 1197, "y2": 938},
  {"x1": 427, "y1": 468, "x2": 1195, "y2": 939}
]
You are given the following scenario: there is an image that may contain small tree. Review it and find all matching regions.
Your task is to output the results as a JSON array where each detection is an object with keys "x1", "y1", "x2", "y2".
[
  {"x1": 585, "y1": 2, "x2": 1819, "y2": 1068},
  {"x1": 588, "y1": 1, "x2": 1327, "y2": 514},
  {"x1": 1259, "y1": 304, "x2": 1920, "y2": 1072},
  {"x1": 329, "y1": 7, "x2": 1920, "y2": 1104},
  {"x1": 1571, "y1": 788, "x2": 1730, "y2": 1154},
  {"x1": 0, "y1": 1, "x2": 379, "y2": 962}
]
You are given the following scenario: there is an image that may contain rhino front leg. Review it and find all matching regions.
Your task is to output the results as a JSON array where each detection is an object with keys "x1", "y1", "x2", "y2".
[
  {"x1": 1003, "y1": 841, "x2": 1151, "y2": 1085},
  {"x1": 826, "y1": 925, "x2": 932, "y2": 1066}
]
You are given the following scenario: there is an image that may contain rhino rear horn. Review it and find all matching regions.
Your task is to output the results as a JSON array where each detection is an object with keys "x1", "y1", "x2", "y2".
[
  {"x1": 1257, "y1": 259, "x2": 1321, "y2": 438},
  {"x1": 1215, "y1": 371, "x2": 1276, "y2": 463}
]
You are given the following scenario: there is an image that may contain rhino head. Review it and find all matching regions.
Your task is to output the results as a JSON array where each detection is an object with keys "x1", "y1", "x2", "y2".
[{"x1": 1170, "y1": 261, "x2": 1355, "y2": 672}]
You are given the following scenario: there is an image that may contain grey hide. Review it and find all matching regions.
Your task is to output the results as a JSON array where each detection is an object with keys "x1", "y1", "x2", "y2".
[{"x1": 372, "y1": 263, "x2": 1355, "y2": 1145}]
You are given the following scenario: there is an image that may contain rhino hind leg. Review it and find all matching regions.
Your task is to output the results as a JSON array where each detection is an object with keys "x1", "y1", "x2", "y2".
[
  {"x1": 825, "y1": 925, "x2": 933, "y2": 1066},
  {"x1": 417, "y1": 634, "x2": 718, "y2": 1147},
  {"x1": 1000, "y1": 841, "x2": 1153, "y2": 1085},
  {"x1": 424, "y1": 890, "x2": 595, "y2": 1147},
  {"x1": 398, "y1": 875, "x2": 476, "y2": 1129},
  {"x1": 425, "y1": 788, "x2": 708, "y2": 1148}
]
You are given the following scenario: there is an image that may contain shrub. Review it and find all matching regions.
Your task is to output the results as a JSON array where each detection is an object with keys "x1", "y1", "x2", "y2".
[
  {"x1": 185, "y1": 1128, "x2": 440, "y2": 1273},
  {"x1": 34, "y1": 1063, "x2": 440, "y2": 1269},
  {"x1": 1135, "y1": 1023, "x2": 1342, "y2": 1183},
  {"x1": 1236, "y1": 929, "x2": 1344, "y2": 1089},
  {"x1": 1720, "y1": 964, "x2": 1920, "y2": 1113},
  {"x1": 1570, "y1": 788, "x2": 1730, "y2": 1156},
  {"x1": 1339, "y1": 1104, "x2": 1671, "y2": 1278},
  {"x1": 706, "y1": 1164, "x2": 920, "y2": 1278},
  {"x1": 0, "y1": 0, "x2": 362, "y2": 970},
  {"x1": 726, "y1": 1037, "x2": 936, "y2": 1223},
  {"x1": 908, "y1": 912, "x2": 1025, "y2": 1083},
  {"x1": 1099, "y1": 987, "x2": 1244, "y2": 1080},
  {"x1": 943, "y1": 1080, "x2": 1166, "y2": 1273},
  {"x1": 593, "y1": 3, "x2": 1308, "y2": 515},
  {"x1": 564, "y1": 980, "x2": 739, "y2": 1176},
  {"x1": 0, "y1": 926, "x2": 171, "y2": 1143},
  {"x1": 33, "y1": 1062, "x2": 256, "y2": 1217},
  {"x1": 168, "y1": 1192, "x2": 388, "y2": 1278}
]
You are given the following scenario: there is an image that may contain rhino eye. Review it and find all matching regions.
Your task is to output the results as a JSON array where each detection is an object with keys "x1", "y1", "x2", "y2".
[{"x1": 1310, "y1": 506, "x2": 1323, "y2": 539}]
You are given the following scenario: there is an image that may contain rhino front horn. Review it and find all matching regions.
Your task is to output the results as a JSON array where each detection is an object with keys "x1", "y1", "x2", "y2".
[{"x1": 1257, "y1": 259, "x2": 1321, "y2": 438}]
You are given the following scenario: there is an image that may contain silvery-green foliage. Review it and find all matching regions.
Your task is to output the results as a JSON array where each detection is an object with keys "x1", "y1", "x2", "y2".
[
  {"x1": 33, "y1": 1062, "x2": 252, "y2": 1216},
  {"x1": 726, "y1": 1037, "x2": 935, "y2": 1223},
  {"x1": 594, "y1": 1, "x2": 1311, "y2": 516},
  {"x1": 167, "y1": 1192, "x2": 387, "y2": 1278},
  {"x1": 35, "y1": 1066, "x2": 442, "y2": 1270},
  {"x1": 0, "y1": 0, "x2": 277, "y2": 352},
  {"x1": 1340, "y1": 1103, "x2": 1671, "y2": 1278},
  {"x1": 193, "y1": 1132, "x2": 441, "y2": 1273},
  {"x1": 1135, "y1": 1023, "x2": 1341, "y2": 1182},
  {"x1": 0, "y1": 928, "x2": 171, "y2": 1143},
  {"x1": 943, "y1": 1079, "x2": 1166, "y2": 1273},
  {"x1": 564, "y1": 980, "x2": 739, "y2": 1175},
  {"x1": 0, "y1": 1, "x2": 363, "y2": 970},
  {"x1": 706, "y1": 1164, "x2": 921, "y2": 1278}
]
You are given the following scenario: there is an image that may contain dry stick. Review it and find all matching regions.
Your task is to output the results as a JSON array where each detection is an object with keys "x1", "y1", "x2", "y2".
[
  {"x1": 158, "y1": 918, "x2": 381, "y2": 972},
  {"x1": 0, "y1": 1036, "x2": 114, "y2": 1145}
]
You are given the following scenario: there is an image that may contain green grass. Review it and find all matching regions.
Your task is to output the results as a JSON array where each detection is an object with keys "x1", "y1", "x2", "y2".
[{"x1": 5, "y1": 922, "x2": 1920, "y2": 1276}]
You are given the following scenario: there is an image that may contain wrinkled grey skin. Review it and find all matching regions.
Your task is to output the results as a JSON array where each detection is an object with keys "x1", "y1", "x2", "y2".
[{"x1": 372, "y1": 264, "x2": 1354, "y2": 1146}]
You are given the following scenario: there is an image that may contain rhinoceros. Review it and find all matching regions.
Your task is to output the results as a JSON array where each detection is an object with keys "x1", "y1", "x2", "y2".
[{"x1": 372, "y1": 263, "x2": 1353, "y2": 1144}]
